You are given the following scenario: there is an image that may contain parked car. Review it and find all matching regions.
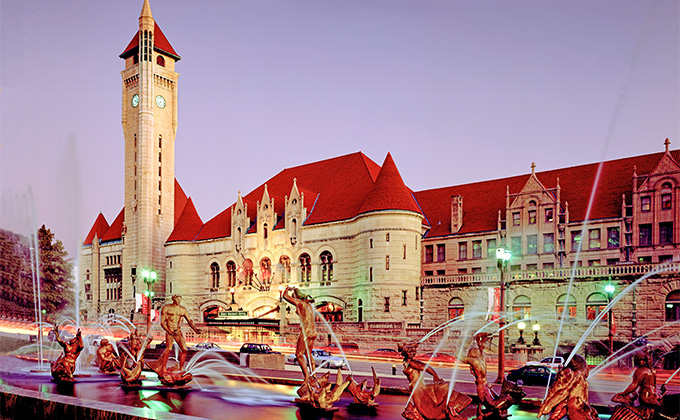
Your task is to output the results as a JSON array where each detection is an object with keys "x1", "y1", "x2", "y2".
[
  {"x1": 239, "y1": 343, "x2": 279, "y2": 354},
  {"x1": 507, "y1": 364, "x2": 558, "y2": 386},
  {"x1": 287, "y1": 349, "x2": 347, "y2": 369},
  {"x1": 366, "y1": 348, "x2": 401, "y2": 359},
  {"x1": 414, "y1": 352, "x2": 457, "y2": 364},
  {"x1": 192, "y1": 342, "x2": 222, "y2": 351},
  {"x1": 527, "y1": 356, "x2": 564, "y2": 370},
  {"x1": 324, "y1": 342, "x2": 360, "y2": 354}
]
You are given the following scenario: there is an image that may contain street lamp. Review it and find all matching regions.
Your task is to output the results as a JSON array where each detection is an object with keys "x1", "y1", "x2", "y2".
[
  {"x1": 605, "y1": 283, "x2": 615, "y2": 355},
  {"x1": 230, "y1": 287, "x2": 236, "y2": 304},
  {"x1": 142, "y1": 269, "x2": 157, "y2": 335},
  {"x1": 278, "y1": 284, "x2": 286, "y2": 341},
  {"x1": 278, "y1": 284, "x2": 284, "y2": 302},
  {"x1": 532, "y1": 323, "x2": 541, "y2": 345},
  {"x1": 517, "y1": 322, "x2": 526, "y2": 344},
  {"x1": 495, "y1": 247, "x2": 511, "y2": 383}
]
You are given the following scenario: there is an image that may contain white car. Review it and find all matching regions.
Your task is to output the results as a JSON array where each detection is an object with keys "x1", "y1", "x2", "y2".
[
  {"x1": 287, "y1": 349, "x2": 347, "y2": 370},
  {"x1": 527, "y1": 356, "x2": 564, "y2": 370}
]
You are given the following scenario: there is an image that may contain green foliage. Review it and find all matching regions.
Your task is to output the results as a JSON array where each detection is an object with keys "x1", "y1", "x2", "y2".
[{"x1": 37, "y1": 225, "x2": 74, "y2": 315}]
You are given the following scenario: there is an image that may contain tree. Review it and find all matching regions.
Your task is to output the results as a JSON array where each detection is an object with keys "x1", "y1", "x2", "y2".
[{"x1": 37, "y1": 225, "x2": 74, "y2": 315}]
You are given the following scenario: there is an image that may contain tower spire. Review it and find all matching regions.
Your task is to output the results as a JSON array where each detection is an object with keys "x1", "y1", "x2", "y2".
[{"x1": 140, "y1": 0, "x2": 153, "y2": 20}]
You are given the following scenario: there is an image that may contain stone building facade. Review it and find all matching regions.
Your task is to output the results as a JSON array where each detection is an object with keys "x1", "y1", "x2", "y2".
[{"x1": 79, "y1": 1, "x2": 679, "y2": 356}]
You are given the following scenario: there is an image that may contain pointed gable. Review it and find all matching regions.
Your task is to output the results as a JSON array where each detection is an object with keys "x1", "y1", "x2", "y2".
[
  {"x1": 101, "y1": 208, "x2": 125, "y2": 242},
  {"x1": 84, "y1": 213, "x2": 110, "y2": 245},
  {"x1": 174, "y1": 179, "x2": 188, "y2": 227},
  {"x1": 359, "y1": 153, "x2": 421, "y2": 215},
  {"x1": 120, "y1": 22, "x2": 180, "y2": 61},
  {"x1": 508, "y1": 162, "x2": 556, "y2": 208},
  {"x1": 167, "y1": 198, "x2": 203, "y2": 242}
]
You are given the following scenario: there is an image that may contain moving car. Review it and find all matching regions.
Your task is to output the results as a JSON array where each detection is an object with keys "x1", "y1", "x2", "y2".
[
  {"x1": 366, "y1": 348, "x2": 400, "y2": 359},
  {"x1": 239, "y1": 343, "x2": 279, "y2": 354},
  {"x1": 414, "y1": 352, "x2": 457, "y2": 364},
  {"x1": 287, "y1": 349, "x2": 347, "y2": 369},
  {"x1": 527, "y1": 356, "x2": 564, "y2": 370},
  {"x1": 507, "y1": 364, "x2": 557, "y2": 386},
  {"x1": 324, "y1": 342, "x2": 360, "y2": 354}
]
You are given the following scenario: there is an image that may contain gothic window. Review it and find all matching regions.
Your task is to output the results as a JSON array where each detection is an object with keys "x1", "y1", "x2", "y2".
[
  {"x1": 527, "y1": 235, "x2": 537, "y2": 255},
  {"x1": 425, "y1": 245, "x2": 433, "y2": 262},
  {"x1": 226, "y1": 261, "x2": 237, "y2": 287},
  {"x1": 586, "y1": 292, "x2": 608, "y2": 321},
  {"x1": 512, "y1": 295, "x2": 531, "y2": 320},
  {"x1": 666, "y1": 290, "x2": 680, "y2": 321},
  {"x1": 320, "y1": 251, "x2": 333, "y2": 282},
  {"x1": 544, "y1": 233, "x2": 555, "y2": 253},
  {"x1": 279, "y1": 255, "x2": 291, "y2": 283},
  {"x1": 607, "y1": 228, "x2": 620, "y2": 248},
  {"x1": 556, "y1": 294, "x2": 577, "y2": 320},
  {"x1": 660, "y1": 222, "x2": 673, "y2": 245},
  {"x1": 448, "y1": 297, "x2": 464, "y2": 320},
  {"x1": 641, "y1": 196, "x2": 651, "y2": 212},
  {"x1": 437, "y1": 244, "x2": 446, "y2": 262},
  {"x1": 300, "y1": 254, "x2": 311, "y2": 283},
  {"x1": 242, "y1": 258, "x2": 254, "y2": 286},
  {"x1": 588, "y1": 229, "x2": 601, "y2": 249},
  {"x1": 545, "y1": 208, "x2": 554, "y2": 223},
  {"x1": 156, "y1": 55, "x2": 165, "y2": 67},
  {"x1": 210, "y1": 262, "x2": 220, "y2": 288},
  {"x1": 639, "y1": 224, "x2": 652, "y2": 246}
]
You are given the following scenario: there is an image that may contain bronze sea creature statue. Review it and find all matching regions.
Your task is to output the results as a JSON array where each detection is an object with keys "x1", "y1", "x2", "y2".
[
  {"x1": 538, "y1": 354, "x2": 599, "y2": 420},
  {"x1": 461, "y1": 333, "x2": 524, "y2": 420},
  {"x1": 96, "y1": 338, "x2": 120, "y2": 374},
  {"x1": 347, "y1": 366, "x2": 381, "y2": 407},
  {"x1": 610, "y1": 347, "x2": 664, "y2": 420},
  {"x1": 50, "y1": 325, "x2": 84, "y2": 382},
  {"x1": 399, "y1": 342, "x2": 472, "y2": 420}
]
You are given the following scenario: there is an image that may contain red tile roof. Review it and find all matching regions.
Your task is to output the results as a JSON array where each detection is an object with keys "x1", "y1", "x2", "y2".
[
  {"x1": 359, "y1": 153, "x2": 422, "y2": 215},
  {"x1": 415, "y1": 150, "x2": 677, "y2": 238},
  {"x1": 100, "y1": 208, "x2": 125, "y2": 242},
  {"x1": 120, "y1": 22, "x2": 180, "y2": 61},
  {"x1": 192, "y1": 152, "x2": 385, "y2": 241},
  {"x1": 174, "y1": 179, "x2": 188, "y2": 227},
  {"x1": 83, "y1": 213, "x2": 109, "y2": 245},
  {"x1": 167, "y1": 198, "x2": 203, "y2": 242}
]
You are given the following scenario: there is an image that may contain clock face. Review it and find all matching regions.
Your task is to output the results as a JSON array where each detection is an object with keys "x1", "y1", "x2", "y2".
[
  {"x1": 155, "y1": 95, "x2": 166, "y2": 109},
  {"x1": 131, "y1": 94, "x2": 140, "y2": 108}
]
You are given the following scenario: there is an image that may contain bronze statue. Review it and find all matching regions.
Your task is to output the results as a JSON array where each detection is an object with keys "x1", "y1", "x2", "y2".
[
  {"x1": 50, "y1": 325, "x2": 84, "y2": 382},
  {"x1": 296, "y1": 370, "x2": 349, "y2": 411},
  {"x1": 127, "y1": 328, "x2": 145, "y2": 358},
  {"x1": 153, "y1": 295, "x2": 201, "y2": 374},
  {"x1": 461, "y1": 332, "x2": 523, "y2": 419},
  {"x1": 611, "y1": 348, "x2": 663, "y2": 420},
  {"x1": 539, "y1": 354, "x2": 598, "y2": 420},
  {"x1": 96, "y1": 338, "x2": 120, "y2": 373},
  {"x1": 282, "y1": 286, "x2": 317, "y2": 381},
  {"x1": 399, "y1": 342, "x2": 472, "y2": 420},
  {"x1": 347, "y1": 366, "x2": 381, "y2": 407},
  {"x1": 119, "y1": 331, "x2": 151, "y2": 385}
]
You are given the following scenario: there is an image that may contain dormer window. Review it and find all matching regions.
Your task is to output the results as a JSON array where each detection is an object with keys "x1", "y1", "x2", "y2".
[
  {"x1": 528, "y1": 210, "x2": 537, "y2": 225},
  {"x1": 662, "y1": 194, "x2": 672, "y2": 210},
  {"x1": 156, "y1": 55, "x2": 165, "y2": 67}
]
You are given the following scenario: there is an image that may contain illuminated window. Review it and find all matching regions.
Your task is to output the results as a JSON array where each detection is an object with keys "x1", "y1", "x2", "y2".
[
  {"x1": 588, "y1": 229, "x2": 601, "y2": 249},
  {"x1": 607, "y1": 228, "x2": 620, "y2": 248},
  {"x1": 472, "y1": 241, "x2": 482, "y2": 259},
  {"x1": 666, "y1": 290, "x2": 680, "y2": 321},
  {"x1": 528, "y1": 210, "x2": 537, "y2": 225},
  {"x1": 512, "y1": 295, "x2": 531, "y2": 320},
  {"x1": 662, "y1": 194, "x2": 672, "y2": 210},
  {"x1": 545, "y1": 208, "x2": 554, "y2": 223},
  {"x1": 448, "y1": 297, "x2": 464, "y2": 320},
  {"x1": 300, "y1": 254, "x2": 311, "y2": 282},
  {"x1": 556, "y1": 294, "x2": 577, "y2": 320},
  {"x1": 586, "y1": 293, "x2": 608, "y2": 322},
  {"x1": 513, "y1": 212, "x2": 520, "y2": 226},
  {"x1": 641, "y1": 196, "x2": 651, "y2": 212}
]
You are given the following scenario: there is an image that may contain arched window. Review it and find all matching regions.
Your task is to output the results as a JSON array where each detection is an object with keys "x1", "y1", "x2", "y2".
[
  {"x1": 263, "y1": 223, "x2": 268, "y2": 240},
  {"x1": 586, "y1": 292, "x2": 608, "y2": 321},
  {"x1": 666, "y1": 290, "x2": 680, "y2": 321},
  {"x1": 661, "y1": 182, "x2": 673, "y2": 210},
  {"x1": 358, "y1": 299, "x2": 363, "y2": 322},
  {"x1": 528, "y1": 200, "x2": 537, "y2": 225},
  {"x1": 300, "y1": 254, "x2": 311, "y2": 283},
  {"x1": 556, "y1": 294, "x2": 577, "y2": 320},
  {"x1": 210, "y1": 262, "x2": 220, "y2": 288},
  {"x1": 260, "y1": 258, "x2": 271, "y2": 285},
  {"x1": 320, "y1": 251, "x2": 333, "y2": 283},
  {"x1": 226, "y1": 261, "x2": 237, "y2": 287},
  {"x1": 448, "y1": 297, "x2": 464, "y2": 320},
  {"x1": 279, "y1": 256, "x2": 291, "y2": 283},
  {"x1": 156, "y1": 55, "x2": 165, "y2": 67},
  {"x1": 290, "y1": 219, "x2": 297, "y2": 245},
  {"x1": 512, "y1": 295, "x2": 531, "y2": 320}
]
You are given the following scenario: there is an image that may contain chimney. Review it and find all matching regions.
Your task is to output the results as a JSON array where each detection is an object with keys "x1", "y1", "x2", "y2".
[{"x1": 451, "y1": 195, "x2": 463, "y2": 233}]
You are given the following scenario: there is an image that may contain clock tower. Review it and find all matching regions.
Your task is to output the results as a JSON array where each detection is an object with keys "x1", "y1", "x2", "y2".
[{"x1": 119, "y1": 0, "x2": 180, "y2": 305}]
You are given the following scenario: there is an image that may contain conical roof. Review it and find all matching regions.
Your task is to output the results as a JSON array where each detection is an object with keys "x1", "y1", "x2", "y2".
[{"x1": 358, "y1": 153, "x2": 421, "y2": 215}]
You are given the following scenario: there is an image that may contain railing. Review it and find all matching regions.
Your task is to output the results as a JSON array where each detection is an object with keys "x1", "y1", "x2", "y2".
[{"x1": 421, "y1": 262, "x2": 680, "y2": 286}]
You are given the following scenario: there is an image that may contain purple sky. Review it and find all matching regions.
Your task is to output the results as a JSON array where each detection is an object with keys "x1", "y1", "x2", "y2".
[{"x1": 1, "y1": 1, "x2": 678, "y2": 258}]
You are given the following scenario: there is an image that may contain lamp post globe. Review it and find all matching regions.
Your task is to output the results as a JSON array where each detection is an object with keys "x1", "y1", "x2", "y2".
[{"x1": 494, "y1": 247, "x2": 511, "y2": 383}]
